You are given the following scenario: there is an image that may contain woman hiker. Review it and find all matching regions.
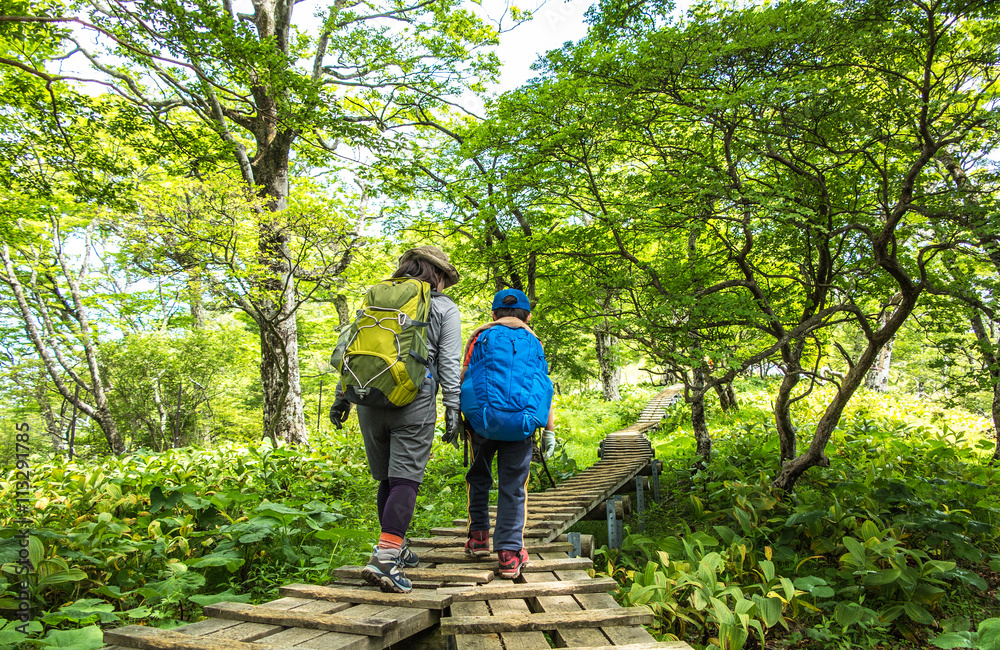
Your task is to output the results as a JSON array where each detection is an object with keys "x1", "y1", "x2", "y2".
[{"x1": 329, "y1": 245, "x2": 464, "y2": 593}]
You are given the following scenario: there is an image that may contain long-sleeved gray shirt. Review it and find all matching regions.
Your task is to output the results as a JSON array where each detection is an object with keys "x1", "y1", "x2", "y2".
[{"x1": 427, "y1": 292, "x2": 462, "y2": 410}]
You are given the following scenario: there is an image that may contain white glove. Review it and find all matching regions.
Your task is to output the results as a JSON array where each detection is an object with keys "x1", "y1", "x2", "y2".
[{"x1": 541, "y1": 428, "x2": 556, "y2": 459}]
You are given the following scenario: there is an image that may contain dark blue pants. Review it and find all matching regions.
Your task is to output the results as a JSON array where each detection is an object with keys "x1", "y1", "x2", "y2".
[{"x1": 465, "y1": 432, "x2": 533, "y2": 552}]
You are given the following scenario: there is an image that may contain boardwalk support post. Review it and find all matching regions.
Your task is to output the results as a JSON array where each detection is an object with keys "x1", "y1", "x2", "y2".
[
  {"x1": 606, "y1": 497, "x2": 621, "y2": 549},
  {"x1": 567, "y1": 532, "x2": 581, "y2": 558},
  {"x1": 635, "y1": 476, "x2": 645, "y2": 532},
  {"x1": 614, "y1": 495, "x2": 624, "y2": 543},
  {"x1": 651, "y1": 460, "x2": 661, "y2": 503}
]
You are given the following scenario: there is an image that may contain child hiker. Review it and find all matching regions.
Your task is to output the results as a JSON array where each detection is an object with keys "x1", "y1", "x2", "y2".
[
  {"x1": 459, "y1": 288, "x2": 556, "y2": 579},
  {"x1": 329, "y1": 245, "x2": 463, "y2": 593}
]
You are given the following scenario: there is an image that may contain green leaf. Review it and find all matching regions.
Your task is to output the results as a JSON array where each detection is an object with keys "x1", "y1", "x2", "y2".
[
  {"x1": 255, "y1": 502, "x2": 303, "y2": 516},
  {"x1": 752, "y1": 595, "x2": 783, "y2": 628},
  {"x1": 842, "y1": 537, "x2": 866, "y2": 565},
  {"x1": 903, "y1": 601, "x2": 935, "y2": 625},
  {"x1": 188, "y1": 590, "x2": 251, "y2": 606},
  {"x1": 42, "y1": 599, "x2": 119, "y2": 625},
  {"x1": 186, "y1": 550, "x2": 243, "y2": 569},
  {"x1": 977, "y1": 617, "x2": 1000, "y2": 648},
  {"x1": 313, "y1": 528, "x2": 372, "y2": 542},
  {"x1": 930, "y1": 632, "x2": 973, "y2": 649},
  {"x1": 181, "y1": 493, "x2": 211, "y2": 510},
  {"x1": 28, "y1": 536, "x2": 44, "y2": 569},
  {"x1": 710, "y1": 597, "x2": 735, "y2": 626},
  {"x1": 834, "y1": 601, "x2": 864, "y2": 628},
  {"x1": 37, "y1": 568, "x2": 88, "y2": 588},
  {"x1": 863, "y1": 567, "x2": 901, "y2": 586},
  {"x1": 36, "y1": 625, "x2": 104, "y2": 649}
]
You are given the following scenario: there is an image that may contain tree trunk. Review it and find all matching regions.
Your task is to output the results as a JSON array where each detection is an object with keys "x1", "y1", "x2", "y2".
[
  {"x1": 1, "y1": 242, "x2": 126, "y2": 455},
  {"x1": 992, "y1": 379, "x2": 1000, "y2": 463},
  {"x1": 33, "y1": 375, "x2": 64, "y2": 452},
  {"x1": 865, "y1": 306, "x2": 896, "y2": 391},
  {"x1": 774, "y1": 339, "x2": 807, "y2": 464},
  {"x1": 773, "y1": 371, "x2": 799, "y2": 464},
  {"x1": 713, "y1": 381, "x2": 737, "y2": 412},
  {"x1": 188, "y1": 270, "x2": 206, "y2": 329},
  {"x1": 594, "y1": 322, "x2": 621, "y2": 402},
  {"x1": 250, "y1": 119, "x2": 308, "y2": 446},
  {"x1": 333, "y1": 294, "x2": 351, "y2": 330},
  {"x1": 772, "y1": 293, "x2": 917, "y2": 491},
  {"x1": 691, "y1": 367, "x2": 712, "y2": 463},
  {"x1": 969, "y1": 313, "x2": 1000, "y2": 462},
  {"x1": 259, "y1": 301, "x2": 307, "y2": 446}
]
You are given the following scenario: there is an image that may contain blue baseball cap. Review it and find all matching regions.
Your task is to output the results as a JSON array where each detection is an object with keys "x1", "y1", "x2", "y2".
[{"x1": 492, "y1": 288, "x2": 531, "y2": 312}]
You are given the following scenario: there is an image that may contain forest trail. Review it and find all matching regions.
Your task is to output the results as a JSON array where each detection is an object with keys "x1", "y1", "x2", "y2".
[{"x1": 102, "y1": 386, "x2": 690, "y2": 650}]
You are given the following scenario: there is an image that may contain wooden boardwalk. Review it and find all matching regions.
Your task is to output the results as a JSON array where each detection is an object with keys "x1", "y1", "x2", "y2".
[{"x1": 103, "y1": 386, "x2": 689, "y2": 650}]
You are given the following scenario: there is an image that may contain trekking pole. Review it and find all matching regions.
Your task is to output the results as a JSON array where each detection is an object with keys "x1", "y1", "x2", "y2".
[{"x1": 462, "y1": 418, "x2": 470, "y2": 468}]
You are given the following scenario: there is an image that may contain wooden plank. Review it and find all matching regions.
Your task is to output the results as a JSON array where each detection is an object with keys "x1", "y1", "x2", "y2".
[
  {"x1": 330, "y1": 578, "x2": 477, "y2": 590},
  {"x1": 491, "y1": 505, "x2": 582, "y2": 514},
  {"x1": 543, "y1": 552, "x2": 672, "y2": 648},
  {"x1": 200, "y1": 593, "x2": 305, "y2": 643},
  {"x1": 169, "y1": 618, "x2": 243, "y2": 637},
  {"x1": 451, "y1": 518, "x2": 570, "y2": 530},
  {"x1": 331, "y1": 565, "x2": 494, "y2": 584},
  {"x1": 406, "y1": 537, "x2": 571, "y2": 551},
  {"x1": 438, "y1": 577, "x2": 617, "y2": 601},
  {"x1": 440, "y1": 607, "x2": 654, "y2": 634},
  {"x1": 521, "y1": 558, "x2": 614, "y2": 649},
  {"x1": 367, "y1": 606, "x2": 438, "y2": 647},
  {"x1": 103, "y1": 626, "x2": 282, "y2": 650},
  {"x1": 430, "y1": 527, "x2": 549, "y2": 538},
  {"x1": 286, "y1": 602, "x2": 403, "y2": 650},
  {"x1": 202, "y1": 602, "x2": 394, "y2": 637},
  {"x1": 435, "y1": 557, "x2": 592, "y2": 574},
  {"x1": 259, "y1": 597, "x2": 362, "y2": 648},
  {"x1": 544, "y1": 641, "x2": 692, "y2": 650},
  {"x1": 279, "y1": 583, "x2": 452, "y2": 610},
  {"x1": 453, "y1": 513, "x2": 573, "y2": 524},
  {"x1": 488, "y1": 591, "x2": 550, "y2": 650},
  {"x1": 450, "y1": 600, "x2": 502, "y2": 650}
]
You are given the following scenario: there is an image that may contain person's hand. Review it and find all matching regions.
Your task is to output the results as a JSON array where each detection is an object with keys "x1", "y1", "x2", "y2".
[
  {"x1": 329, "y1": 394, "x2": 351, "y2": 429},
  {"x1": 541, "y1": 428, "x2": 556, "y2": 459},
  {"x1": 442, "y1": 407, "x2": 462, "y2": 449}
]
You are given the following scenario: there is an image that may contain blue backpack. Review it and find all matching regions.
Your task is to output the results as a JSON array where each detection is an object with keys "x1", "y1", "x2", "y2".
[{"x1": 460, "y1": 325, "x2": 554, "y2": 441}]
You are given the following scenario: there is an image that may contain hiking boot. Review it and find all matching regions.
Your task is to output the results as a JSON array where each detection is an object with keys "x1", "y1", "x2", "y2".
[
  {"x1": 498, "y1": 548, "x2": 529, "y2": 579},
  {"x1": 465, "y1": 530, "x2": 490, "y2": 557},
  {"x1": 361, "y1": 547, "x2": 412, "y2": 593},
  {"x1": 399, "y1": 541, "x2": 419, "y2": 568},
  {"x1": 371, "y1": 541, "x2": 419, "y2": 568}
]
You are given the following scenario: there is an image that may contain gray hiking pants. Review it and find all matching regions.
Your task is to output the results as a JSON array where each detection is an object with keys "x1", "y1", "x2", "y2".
[{"x1": 357, "y1": 377, "x2": 437, "y2": 483}]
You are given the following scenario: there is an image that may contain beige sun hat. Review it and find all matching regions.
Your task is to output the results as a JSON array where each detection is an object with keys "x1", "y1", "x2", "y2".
[{"x1": 399, "y1": 245, "x2": 461, "y2": 288}]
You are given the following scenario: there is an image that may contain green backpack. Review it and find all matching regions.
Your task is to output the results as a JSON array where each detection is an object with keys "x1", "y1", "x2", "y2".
[{"x1": 331, "y1": 277, "x2": 432, "y2": 408}]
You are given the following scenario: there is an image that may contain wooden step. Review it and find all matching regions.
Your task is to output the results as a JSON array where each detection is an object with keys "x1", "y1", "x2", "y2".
[
  {"x1": 104, "y1": 626, "x2": 280, "y2": 650},
  {"x1": 440, "y1": 607, "x2": 654, "y2": 634},
  {"x1": 201, "y1": 602, "x2": 393, "y2": 636},
  {"x1": 331, "y1": 565, "x2": 494, "y2": 584},
  {"x1": 438, "y1": 577, "x2": 616, "y2": 601},
  {"x1": 278, "y1": 583, "x2": 452, "y2": 610}
]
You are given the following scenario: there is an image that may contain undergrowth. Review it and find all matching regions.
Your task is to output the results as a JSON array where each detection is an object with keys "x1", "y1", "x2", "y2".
[
  {"x1": 1, "y1": 381, "x2": 997, "y2": 650},
  {"x1": 596, "y1": 382, "x2": 1000, "y2": 650}
]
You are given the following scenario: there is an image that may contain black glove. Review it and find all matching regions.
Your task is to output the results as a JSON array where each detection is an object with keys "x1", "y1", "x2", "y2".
[
  {"x1": 329, "y1": 394, "x2": 351, "y2": 429},
  {"x1": 442, "y1": 407, "x2": 462, "y2": 449}
]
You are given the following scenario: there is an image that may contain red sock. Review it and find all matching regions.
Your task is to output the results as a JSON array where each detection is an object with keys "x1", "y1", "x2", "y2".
[{"x1": 379, "y1": 533, "x2": 403, "y2": 550}]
